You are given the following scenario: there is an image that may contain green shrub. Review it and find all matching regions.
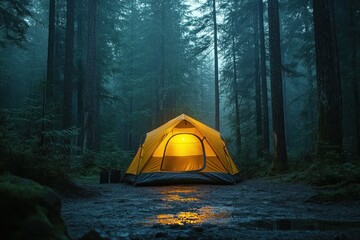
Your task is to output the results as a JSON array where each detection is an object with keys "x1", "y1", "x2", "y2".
[
  {"x1": 78, "y1": 147, "x2": 133, "y2": 176},
  {"x1": 236, "y1": 157, "x2": 269, "y2": 179},
  {"x1": 0, "y1": 106, "x2": 76, "y2": 189},
  {"x1": 301, "y1": 159, "x2": 360, "y2": 186},
  {"x1": 0, "y1": 150, "x2": 73, "y2": 189}
]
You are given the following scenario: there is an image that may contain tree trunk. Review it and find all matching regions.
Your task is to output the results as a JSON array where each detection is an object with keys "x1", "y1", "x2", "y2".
[
  {"x1": 54, "y1": 7, "x2": 62, "y2": 102},
  {"x1": 46, "y1": 0, "x2": 55, "y2": 100},
  {"x1": 259, "y1": 0, "x2": 269, "y2": 153},
  {"x1": 268, "y1": 0, "x2": 288, "y2": 173},
  {"x1": 254, "y1": 3, "x2": 263, "y2": 158},
  {"x1": 350, "y1": 0, "x2": 360, "y2": 157},
  {"x1": 213, "y1": 0, "x2": 220, "y2": 131},
  {"x1": 95, "y1": 74, "x2": 101, "y2": 151},
  {"x1": 83, "y1": 0, "x2": 97, "y2": 151},
  {"x1": 160, "y1": 0, "x2": 165, "y2": 125},
  {"x1": 76, "y1": 0, "x2": 85, "y2": 152},
  {"x1": 127, "y1": 0, "x2": 135, "y2": 150},
  {"x1": 231, "y1": 15, "x2": 241, "y2": 156},
  {"x1": 155, "y1": 0, "x2": 166, "y2": 126},
  {"x1": 281, "y1": 50, "x2": 289, "y2": 149},
  {"x1": 312, "y1": 0, "x2": 343, "y2": 158},
  {"x1": 303, "y1": 9, "x2": 316, "y2": 151},
  {"x1": 63, "y1": 0, "x2": 75, "y2": 131}
]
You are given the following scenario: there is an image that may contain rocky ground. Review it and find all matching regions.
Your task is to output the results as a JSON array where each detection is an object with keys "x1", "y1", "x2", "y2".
[{"x1": 61, "y1": 180, "x2": 360, "y2": 239}]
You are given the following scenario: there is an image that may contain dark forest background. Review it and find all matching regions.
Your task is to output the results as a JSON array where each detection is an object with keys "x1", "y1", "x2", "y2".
[{"x1": 0, "y1": 0, "x2": 359, "y2": 192}]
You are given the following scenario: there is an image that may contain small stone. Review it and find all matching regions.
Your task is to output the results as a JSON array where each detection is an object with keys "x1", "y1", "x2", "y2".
[
  {"x1": 193, "y1": 226, "x2": 204, "y2": 232},
  {"x1": 334, "y1": 233, "x2": 348, "y2": 240},
  {"x1": 80, "y1": 230, "x2": 109, "y2": 240},
  {"x1": 155, "y1": 232, "x2": 167, "y2": 238}
]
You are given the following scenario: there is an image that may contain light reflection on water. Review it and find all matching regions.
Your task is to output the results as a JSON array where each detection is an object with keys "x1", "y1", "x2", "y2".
[
  {"x1": 154, "y1": 206, "x2": 230, "y2": 225},
  {"x1": 161, "y1": 194, "x2": 199, "y2": 202},
  {"x1": 148, "y1": 186, "x2": 231, "y2": 226},
  {"x1": 160, "y1": 187, "x2": 200, "y2": 202}
]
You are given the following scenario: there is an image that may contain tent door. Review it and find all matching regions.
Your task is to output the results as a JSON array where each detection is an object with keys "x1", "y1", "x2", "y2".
[{"x1": 160, "y1": 133, "x2": 206, "y2": 172}]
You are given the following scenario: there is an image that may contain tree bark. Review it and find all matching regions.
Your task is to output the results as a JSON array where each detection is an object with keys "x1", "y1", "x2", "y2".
[
  {"x1": 155, "y1": 0, "x2": 166, "y2": 126},
  {"x1": 63, "y1": 0, "x2": 75, "y2": 131},
  {"x1": 213, "y1": 0, "x2": 220, "y2": 131},
  {"x1": 54, "y1": 7, "x2": 62, "y2": 101},
  {"x1": 259, "y1": 0, "x2": 269, "y2": 153},
  {"x1": 46, "y1": 0, "x2": 55, "y2": 100},
  {"x1": 254, "y1": 2, "x2": 263, "y2": 158},
  {"x1": 76, "y1": 0, "x2": 85, "y2": 151},
  {"x1": 83, "y1": 0, "x2": 97, "y2": 151},
  {"x1": 268, "y1": 0, "x2": 288, "y2": 173},
  {"x1": 303, "y1": 8, "x2": 316, "y2": 151},
  {"x1": 350, "y1": 0, "x2": 360, "y2": 157},
  {"x1": 312, "y1": 0, "x2": 343, "y2": 158},
  {"x1": 160, "y1": 0, "x2": 165, "y2": 125},
  {"x1": 231, "y1": 15, "x2": 241, "y2": 156},
  {"x1": 127, "y1": 0, "x2": 135, "y2": 150}
]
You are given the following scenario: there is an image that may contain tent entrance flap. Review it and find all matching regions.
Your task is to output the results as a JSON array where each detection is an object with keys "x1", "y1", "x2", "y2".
[{"x1": 160, "y1": 133, "x2": 206, "y2": 172}]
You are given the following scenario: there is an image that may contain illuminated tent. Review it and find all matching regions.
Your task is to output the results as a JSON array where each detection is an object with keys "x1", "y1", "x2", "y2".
[{"x1": 124, "y1": 114, "x2": 240, "y2": 185}]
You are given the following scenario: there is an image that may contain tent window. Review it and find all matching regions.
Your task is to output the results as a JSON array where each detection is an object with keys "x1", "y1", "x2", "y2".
[{"x1": 160, "y1": 134, "x2": 206, "y2": 172}]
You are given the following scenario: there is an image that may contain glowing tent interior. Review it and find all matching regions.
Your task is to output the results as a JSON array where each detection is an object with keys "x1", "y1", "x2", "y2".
[{"x1": 124, "y1": 114, "x2": 241, "y2": 185}]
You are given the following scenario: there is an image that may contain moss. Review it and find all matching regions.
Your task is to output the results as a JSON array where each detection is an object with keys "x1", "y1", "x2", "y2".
[
  {"x1": 269, "y1": 157, "x2": 360, "y2": 202},
  {"x1": 303, "y1": 160, "x2": 360, "y2": 186},
  {"x1": 0, "y1": 175, "x2": 70, "y2": 240}
]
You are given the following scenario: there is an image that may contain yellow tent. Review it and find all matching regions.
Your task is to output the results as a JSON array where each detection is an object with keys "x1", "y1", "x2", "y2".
[{"x1": 124, "y1": 114, "x2": 240, "y2": 185}]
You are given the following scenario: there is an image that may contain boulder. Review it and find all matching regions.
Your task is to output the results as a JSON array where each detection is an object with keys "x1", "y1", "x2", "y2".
[{"x1": 0, "y1": 175, "x2": 70, "y2": 240}]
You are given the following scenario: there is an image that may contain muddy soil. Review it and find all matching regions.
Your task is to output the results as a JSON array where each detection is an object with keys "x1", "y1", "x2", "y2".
[{"x1": 62, "y1": 180, "x2": 360, "y2": 239}]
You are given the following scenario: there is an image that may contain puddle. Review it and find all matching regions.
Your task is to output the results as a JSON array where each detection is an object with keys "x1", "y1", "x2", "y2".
[
  {"x1": 161, "y1": 194, "x2": 199, "y2": 202},
  {"x1": 155, "y1": 212, "x2": 203, "y2": 225},
  {"x1": 148, "y1": 187, "x2": 233, "y2": 226},
  {"x1": 160, "y1": 187, "x2": 201, "y2": 202},
  {"x1": 244, "y1": 219, "x2": 360, "y2": 231},
  {"x1": 149, "y1": 206, "x2": 231, "y2": 226}
]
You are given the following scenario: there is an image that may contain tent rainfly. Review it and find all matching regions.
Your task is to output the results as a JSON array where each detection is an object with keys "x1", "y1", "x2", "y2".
[{"x1": 124, "y1": 114, "x2": 241, "y2": 186}]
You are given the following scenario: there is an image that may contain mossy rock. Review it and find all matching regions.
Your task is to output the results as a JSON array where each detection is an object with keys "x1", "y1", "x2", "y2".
[{"x1": 0, "y1": 175, "x2": 70, "y2": 240}]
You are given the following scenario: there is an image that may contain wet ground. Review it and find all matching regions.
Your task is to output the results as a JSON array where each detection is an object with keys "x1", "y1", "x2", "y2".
[{"x1": 62, "y1": 180, "x2": 360, "y2": 239}]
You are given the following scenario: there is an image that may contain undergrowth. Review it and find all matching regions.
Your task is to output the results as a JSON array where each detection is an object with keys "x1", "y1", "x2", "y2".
[
  {"x1": 0, "y1": 150, "x2": 73, "y2": 190},
  {"x1": 78, "y1": 148, "x2": 133, "y2": 176},
  {"x1": 236, "y1": 149, "x2": 360, "y2": 202},
  {"x1": 281, "y1": 152, "x2": 360, "y2": 202}
]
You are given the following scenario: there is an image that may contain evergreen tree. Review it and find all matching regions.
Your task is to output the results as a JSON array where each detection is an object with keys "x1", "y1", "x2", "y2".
[
  {"x1": 221, "y1": 0, "x2": 259, "y2": 159},
  {"x1": 192, "y1": 0, "x2": 221, "y2": 130},
  {"x1": 221, "y1": 1, "x2": 242, "y2": 156},
  {"x1": 254, "y1": 1, "x2": 263, "y2": 158},
  {"x1": 313, "y1": 0, "x2": 343, "y2": 158},
  {"x1": 0, "y1": 0, "x2": 32, "y2": 47},
  {"x1": 268, "y1": 0, "x2": 288, "y2": 172},
  {"x1": 259, "y1": 0, "x2": 270, "y2": 154},
  {"x1": 281, "y1": 0, "x2": 316, "y2": 153},
  {"x1": 76, "y1": 0, "x2": 86, "y2": 151},
  {"x1": 349, "y1": 0, "x2": 360, "y2": 156},
  {"x1": 63, "y1": 0, "x2": 75, "y2": 133},
  {"x1": 46, "y1": 0, "x2": 56, "y2": 100},
  {"x1": 83, "y1": 0, "x2": 97, "y2": 151}
]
